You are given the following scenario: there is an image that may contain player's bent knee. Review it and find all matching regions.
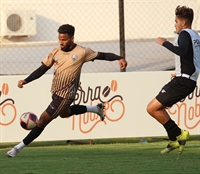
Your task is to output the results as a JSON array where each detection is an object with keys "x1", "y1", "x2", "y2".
[
  {"x1": 146, "y1": 103, "x2": 155, "y2": 116},
  {"x1": 146, "y1": 103, "x2": 151, "y2": 113},
  {"x1": 37, "y1": 120, "x2": 48, "y2": 128},
  {"x1": 37, "y1": 113, "x2": 52, "y2": 128}
]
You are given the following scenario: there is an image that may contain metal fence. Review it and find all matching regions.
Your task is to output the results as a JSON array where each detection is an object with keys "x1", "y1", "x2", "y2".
[{"x1": 0, "y1": 0, "x2": 200, "y2": 75}]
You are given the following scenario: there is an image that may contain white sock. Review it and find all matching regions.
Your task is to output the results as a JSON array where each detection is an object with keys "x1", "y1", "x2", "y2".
[
  {"x1": 86, "y1": 106, "x2": 98, "y2": 113},
  {"x1": 15, "y1": 141, "x2": 26, "y2": 150}
]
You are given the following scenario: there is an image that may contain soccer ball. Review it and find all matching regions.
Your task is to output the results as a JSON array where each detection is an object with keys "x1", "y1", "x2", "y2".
[{"x1": 20, "y1": 112, "x2": 38, "y2": 130}]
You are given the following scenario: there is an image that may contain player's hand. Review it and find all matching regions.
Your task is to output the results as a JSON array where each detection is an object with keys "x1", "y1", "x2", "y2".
[
  {"x1": 156, "y1": 37, "x2": 167, "y2": 45},
  {"x1": 171, "y1": 73, "x2": 176, "y2": 77},
  {"x1": 118, "y1": 58, "x2": 127, "y2": 70},
  {"x1": 18, "y1": 80, "x2": 27, "y2": 88}
]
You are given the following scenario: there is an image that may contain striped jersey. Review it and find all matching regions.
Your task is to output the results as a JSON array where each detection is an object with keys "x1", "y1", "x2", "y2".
[{"x1": 42, "y1": 45, "x2": 98, "y2": 98}]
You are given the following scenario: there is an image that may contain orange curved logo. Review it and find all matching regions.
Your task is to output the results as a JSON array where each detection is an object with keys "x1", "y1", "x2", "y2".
[
  {"x1": 71, "y1": 80, "x2": 125, "y2": 134},
  {"x1": 0, "y1": 83, "x2": 17, "y2": 126},
  {"x1": 168, "y1": 85, "x2": 200, "y2": 130}
]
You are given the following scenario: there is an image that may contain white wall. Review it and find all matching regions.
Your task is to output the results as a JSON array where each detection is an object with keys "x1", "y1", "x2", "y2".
[{"x1": 0, "y1": 71, "x2": 199, "y2": 143}]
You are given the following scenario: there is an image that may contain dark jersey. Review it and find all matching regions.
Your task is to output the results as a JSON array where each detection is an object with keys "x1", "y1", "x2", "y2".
[{"x1": 163, "y1": 29, "x2": 200, "y2": 81}]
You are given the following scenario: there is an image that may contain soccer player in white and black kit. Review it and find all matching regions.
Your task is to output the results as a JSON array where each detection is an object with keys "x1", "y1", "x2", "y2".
[
  {"x1": 6, "y1": 24, "x2": 127, "y2": 157},
  {"x1": 147, "y1": 6, "x2": 200, "y2": 154}
]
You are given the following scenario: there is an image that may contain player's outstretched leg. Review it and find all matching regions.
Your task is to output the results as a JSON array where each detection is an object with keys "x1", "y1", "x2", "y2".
[
  {"x1": 96, "y1": 103, "x2": 105, "y2": 121},
  {"x1": 6, "y1": 126, "x2": 44, "y2": 158},
  {"x1": 71, "y1": 103, "x2": 106, "y2": 121},
  {"x1": 6, "y1": 140, "x2": 25, "y2": 158},
  {"x1": 6, "y1": 146, "x2": 20, "y2": 158}
]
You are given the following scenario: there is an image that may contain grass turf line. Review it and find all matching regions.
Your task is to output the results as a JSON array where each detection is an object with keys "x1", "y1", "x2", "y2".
[{"x1": 0, "y1": 137, "x2": 199, "y2": 174}]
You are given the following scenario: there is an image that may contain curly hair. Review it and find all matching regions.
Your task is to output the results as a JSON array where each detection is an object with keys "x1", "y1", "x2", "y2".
[
  {"x1": 57, "y1": 24, "x2": 75, "y2": 37},
  {"x1": 175, "y1": 6, "x2": 194, "y2": 25}
]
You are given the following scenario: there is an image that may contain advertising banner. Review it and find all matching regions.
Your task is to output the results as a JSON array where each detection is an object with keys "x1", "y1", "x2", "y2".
[{"x1": 0, "y1": 71, "x2": 199, "y2": 143}]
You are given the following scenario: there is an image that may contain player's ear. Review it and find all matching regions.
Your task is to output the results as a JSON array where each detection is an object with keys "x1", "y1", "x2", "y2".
[
  {"x1": 71, "y1": 36, "x2": 74, "y2": 41},
  {"x1": 182, "y1": 19, "x2": 187, "y2": 27}
]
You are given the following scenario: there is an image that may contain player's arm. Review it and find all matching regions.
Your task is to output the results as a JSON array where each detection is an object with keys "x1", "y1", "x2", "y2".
[
  {"x1": 18, "y1": 63, "x2": 50, "y2": 88},
  {"x1": 95, "y1": 52, "x2": 122, "y2": 61},
  {"x1": 160, "y1": 31, "x2": 191, "y2": 57},
  {"x1": 94, "y1": 52, "x2": 127, "y2": 70}
]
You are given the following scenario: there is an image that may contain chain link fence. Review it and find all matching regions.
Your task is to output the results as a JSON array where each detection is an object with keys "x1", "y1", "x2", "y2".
[{"x1": 0, "y1": 0, "x2": 200, "y2": 75}]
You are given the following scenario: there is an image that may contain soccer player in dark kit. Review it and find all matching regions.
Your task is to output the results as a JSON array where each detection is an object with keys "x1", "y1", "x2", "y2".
[
  {"x1": 147, "y1": 6, "x2": 200, "y2": 154},
  {"x1": 6, "y1": 24, "x2": 127, "y2": 157}
]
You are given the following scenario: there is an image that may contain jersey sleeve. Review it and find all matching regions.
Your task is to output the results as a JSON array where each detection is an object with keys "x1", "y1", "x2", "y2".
[
  {"x1": 84, "y1": 47, "x2": 98, "y2": 62},
  {"x1": 163, "y1": 31, "x2": 192, "y2": 58},
  {"x1": 42, "y1": 48, "x2": 58, "y2": 67}
]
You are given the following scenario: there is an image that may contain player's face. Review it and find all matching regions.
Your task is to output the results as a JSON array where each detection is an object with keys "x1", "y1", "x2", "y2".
[
  {"x1": 174, "y1": 16, "x2": 185, "y2": 34},
  {"x1": 58, "y1": 33, "x2": 74, "y2": 51}
]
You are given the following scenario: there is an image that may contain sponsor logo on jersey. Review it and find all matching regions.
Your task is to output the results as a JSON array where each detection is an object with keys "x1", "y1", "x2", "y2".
[
  {"x1": 193, "y1": 39, "x2": 200, "y2": 47},
  {"x1": 54, "y1": 57, "x2": 58, "y2": 64},
  {"x1": 72, "y1": 55, "x2": 78, "y2": 61}
]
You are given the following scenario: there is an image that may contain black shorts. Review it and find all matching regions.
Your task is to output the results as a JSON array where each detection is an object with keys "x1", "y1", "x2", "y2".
[
  {"x1": 45, "y1": 94, "x2": 74, "y2": 118},
  {"x1": 156, "y1": 77, "x2": 196, "y2": 107}
]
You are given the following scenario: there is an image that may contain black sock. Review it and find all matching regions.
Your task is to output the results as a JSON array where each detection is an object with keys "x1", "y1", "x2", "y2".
[
  {"x1": 23, "y1": 126, "x2": 44, "y2": 145},
  {"x1": 70, "y1": 105, "x2": 87, "y2": 116},
  {"x1": 163, "y1": 119, "x2": 181, "y2": 141}
]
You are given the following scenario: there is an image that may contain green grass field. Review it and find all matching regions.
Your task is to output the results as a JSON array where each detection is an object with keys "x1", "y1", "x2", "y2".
[{"x1": 0, "y1": 136, "x2": 199, "y2": 174}]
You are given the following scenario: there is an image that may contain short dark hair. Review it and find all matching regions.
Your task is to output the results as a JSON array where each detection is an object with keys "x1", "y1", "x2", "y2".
[
  {"x1": 175, "y1": 6, "x2": 194, "y2": 25},
  {"x1": 57, "y1": 24, "x2": 75, "y2": 37}
]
